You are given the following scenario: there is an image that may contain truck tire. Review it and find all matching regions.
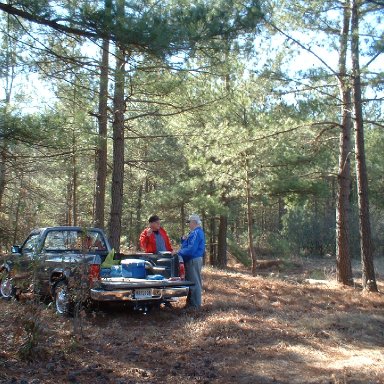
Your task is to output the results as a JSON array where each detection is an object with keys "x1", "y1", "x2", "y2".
[
  {"x1": 0, "y1": 268, "x2": 15, "y2": 300},
  {"x1": 53, "y1": 280, "x2": 73, "y2": 316}
]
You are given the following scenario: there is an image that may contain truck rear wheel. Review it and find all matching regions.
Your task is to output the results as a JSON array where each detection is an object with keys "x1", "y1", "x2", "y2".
[
  {"x1": 54, "y1": 280, "x2": 73, "y2": 316},
  {"x1": 0, "y1": 269, "x2": 15, "y2": 300}
]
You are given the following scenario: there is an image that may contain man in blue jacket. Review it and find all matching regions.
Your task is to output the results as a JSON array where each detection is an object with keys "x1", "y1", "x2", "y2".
[{"x1": 177, "y1": 214, "x2": 205, "y2": 309}]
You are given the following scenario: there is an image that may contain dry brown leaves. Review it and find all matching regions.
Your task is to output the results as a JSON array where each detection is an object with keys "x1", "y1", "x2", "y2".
[{"x1": 0, "y1": 257, "x2": 383, "y2": 384}]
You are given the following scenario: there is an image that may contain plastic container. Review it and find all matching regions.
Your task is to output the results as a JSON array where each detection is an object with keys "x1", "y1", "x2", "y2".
[
  {"x1": 110, "y1": 265, "x2": 122, "y2": 277},
  {"x1": 146, "y1": 274, "x2": 165, "y2": 280},
  {"x1": 121, "y1": 259, "x2": 146, "y2": 278},
  {"x1": 100, "y1": 268, "x2": 111, "y2": 278}
]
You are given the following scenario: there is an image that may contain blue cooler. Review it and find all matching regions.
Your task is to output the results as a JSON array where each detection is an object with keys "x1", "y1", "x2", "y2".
[
  {"x1": 110, "y1": 265, "x2": 122, "y2": 277},
  {"x1": 100, "y1": 268, "x2": 111, "y2": 278},
  {"x1": 121, "y1": 259, "x2": 146, "y2": 278}
]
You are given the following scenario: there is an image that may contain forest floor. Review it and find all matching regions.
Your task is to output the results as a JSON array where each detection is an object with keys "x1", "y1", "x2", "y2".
[{"x1": 0, "y1": 255, "x2": 383, "y2": 384}]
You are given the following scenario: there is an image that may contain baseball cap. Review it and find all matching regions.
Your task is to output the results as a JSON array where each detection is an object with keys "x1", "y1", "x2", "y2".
[
  {"x1": 186, "y1": 214, "x2": 202, "y2": 225},
  {"x1": 148, "y1": 215, "x2": 161, "y2": 223}
]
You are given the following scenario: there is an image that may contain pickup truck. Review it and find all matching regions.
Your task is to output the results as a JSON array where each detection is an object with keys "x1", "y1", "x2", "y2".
[{"x1": 0, "y1": 226, "x2": 192, "y2": 314}]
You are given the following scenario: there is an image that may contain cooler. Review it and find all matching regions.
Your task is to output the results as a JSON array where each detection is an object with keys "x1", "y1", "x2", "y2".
[
  {"x1": 121, "y1": 259, "x2": 146, "y2": 278},
  {"x1": 110, "y1": 265, "x2": 122, "y2": 277}
]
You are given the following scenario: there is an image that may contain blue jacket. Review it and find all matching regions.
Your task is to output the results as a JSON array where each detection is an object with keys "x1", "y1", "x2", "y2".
[{"x1": 178, "y1": 226, "x2": 205, "y2": 262}]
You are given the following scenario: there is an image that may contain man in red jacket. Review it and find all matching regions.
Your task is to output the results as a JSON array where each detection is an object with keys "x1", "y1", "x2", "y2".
[{"x1": 139, "y1": 215, "x2": 173, "y2": 253}]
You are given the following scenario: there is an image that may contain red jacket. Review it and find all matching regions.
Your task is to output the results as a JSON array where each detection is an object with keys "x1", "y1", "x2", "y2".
[{"x1": 139, "y1": 227, "x2": 173, "y2": 253}]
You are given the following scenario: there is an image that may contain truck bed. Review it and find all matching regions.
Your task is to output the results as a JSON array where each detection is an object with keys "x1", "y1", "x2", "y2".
[{"x1": 91, "y1": 252, "x2": 193, "y2": 303}]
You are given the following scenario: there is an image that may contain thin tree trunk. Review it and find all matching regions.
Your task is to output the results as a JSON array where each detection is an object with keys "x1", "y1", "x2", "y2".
[
  {"x1": 135, "y1": 183, "x2": 143, "y2": 250},
  {"x1": 12, "y1": 173, "x2": 24, "y2": 244},
  {"x1": 351, "y1": 0, "x2": 377, "y2": 291},
  {"x1": 209, "y1": 216, "x2": 217, "y2": 266},
  {"x1": 278, "y1": 196, "x2": 285, "y2": 231},
  {"x1": 66, "y1": 179, "x2": 72, "y2": 225},
  {"x1": 313, "y1": 197, "x2": 320, "y2": 255},
  {"x1": 217, "y1": 214, "x2": 228, "y2": 268},
  {"x1": 234, "y1": 217, "x2": 240, "y2": 243},
  {"x1": 0, "y1": 12, "x2": 14, "y2": 210},
  {"x1": 72, "y1": 142, "x2": 78, "y2": 226},
  {"x1": 108, "y1": 0, "x2": 126, "y2": 252},
  {"x1": 94, "y1": 0, "x2": 111, "y2": 230},
  {"x1": 0, "y1": 145, "x2": 6, "y2": 210},
  {"x1": 216, "y1": 41, "x2": 229, "y2": 269},
  {"x1": 181, "y1": 203, "x2": 185, "y2": 236},
  {"x1": 245, "y1": 156, "x2": 257, "y2": 275}
]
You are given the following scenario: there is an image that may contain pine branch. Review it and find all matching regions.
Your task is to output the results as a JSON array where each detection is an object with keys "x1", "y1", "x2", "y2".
[
  {"x1": 0, "y1": 2, "x2": 98, "y2": 38},
  {"x1": 263, "y1": 18, "x2": 338, "y2": 76}
]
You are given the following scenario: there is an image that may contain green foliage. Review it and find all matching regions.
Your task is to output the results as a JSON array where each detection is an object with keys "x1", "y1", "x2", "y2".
[
  {"x1": 263, "y1": 233, "x2": 291, "y2": 258},
  {"x1": 227, "y1": 237, "x2": 251, "y2": 267},
  {"x1": 0, "y1": 0, "x2": 383, "y2": 269},
  {"x1": 2, "y1": 0, "x2": 264, "y2": 58},
  {"x1": 281, "y1": 199, "x2": 335, "y2": 256}
]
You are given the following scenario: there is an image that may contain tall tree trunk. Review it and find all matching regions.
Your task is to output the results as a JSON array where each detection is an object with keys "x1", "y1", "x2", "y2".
[
  {"x1": 278, "y1": 196, "x2": 284, "y2": 231},
  {"x1": 72, "y1": 138, "x2": 78, "y2": 226},
  {"x1": 217, "y1": 214, "x2": 228, "y2": 268},
  {"x1": 0, "y1": 145, "x2": 6, "y2": 210},
  {"x1": 336, "y1": 0, "x2": 353, "y2": 286},
  {"x1": 215, "y1": 41, "x2": 230, "y2": 269},
  {"x1": 108, "y1": 0, "x2": 126, "y2": 252},
  {"x1": 135, "y1": 183, "x2": 143, "y2": 250},
  {"x1": 12, "y1": 173, "x2": 24, "y2": 244},
  {"x1": 313, "y1": 197, "x2": 321, "y2": 255},
  {"x1": 245, "y1": 156, "x2": 257, "y2": 275},
  {"x1": 181, "y1": 203, "x2": 185, "y2": 236},
  {"x1": 233, "y1": 216, "x2": 240, "y2": 243},
  {"x1": 94, "y1": 0, "x2": 111, "y2": 230},
  {"x1": 351, "y1": 0, "x2": 377, "y2": 292},
  {"x1": 66, "y1": 179, "x2": 72, "y2": 225},
  {"x1": 209, "y1": 216, "x2": 217, "y2": 266},
  {"x1": 0, "y1": 12, "x2": 15, "y2": 210},
  {"x1": 94, "y1": 46, "x2": 109, "y2": 228}
]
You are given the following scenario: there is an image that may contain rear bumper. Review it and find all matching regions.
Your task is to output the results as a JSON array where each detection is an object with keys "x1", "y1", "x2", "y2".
[{"x1": 90, "y1": 286, "x2": 189, "y2": 302}]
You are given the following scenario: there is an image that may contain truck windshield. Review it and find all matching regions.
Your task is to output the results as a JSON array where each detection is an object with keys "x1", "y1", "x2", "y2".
[{"x1": 43, "y1": 230, "x2": 106, "y2": 252}]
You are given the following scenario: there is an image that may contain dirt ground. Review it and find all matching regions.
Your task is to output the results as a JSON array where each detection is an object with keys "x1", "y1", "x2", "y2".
[{"x1": 0, "y1": 256, "x2": 383, "y2": 384}]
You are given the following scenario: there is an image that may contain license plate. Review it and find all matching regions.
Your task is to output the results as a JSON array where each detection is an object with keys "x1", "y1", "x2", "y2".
[{"x1": 134, "y1": 289, "x2": 152, "y2": 299}]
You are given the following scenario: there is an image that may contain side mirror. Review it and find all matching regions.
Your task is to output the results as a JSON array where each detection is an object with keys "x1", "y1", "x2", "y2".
[{"x1": 11, "y1": 245, "x2": 21, "y2": 254}]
